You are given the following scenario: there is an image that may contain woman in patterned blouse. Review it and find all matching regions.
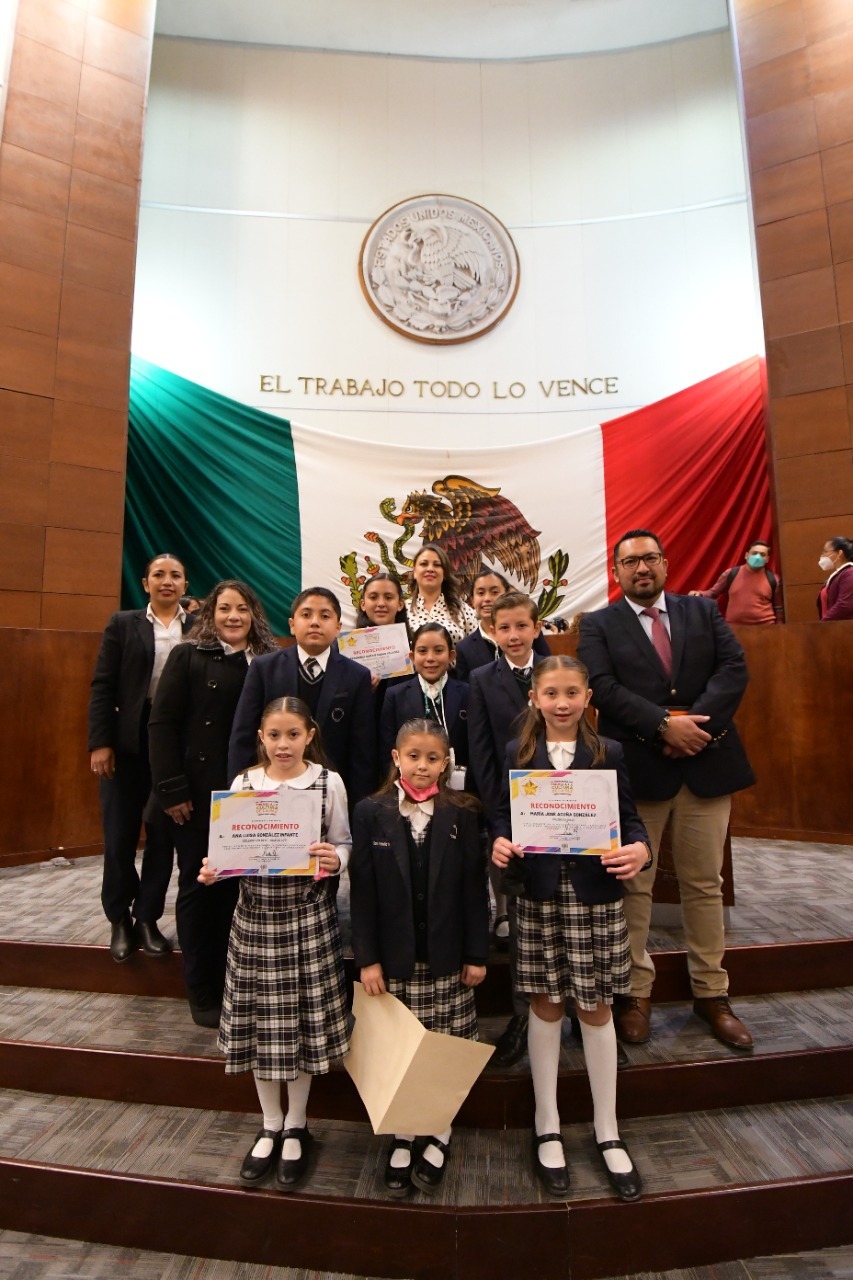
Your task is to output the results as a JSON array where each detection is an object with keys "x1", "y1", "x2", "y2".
[{"x1": 405, "y1": 544, "x2": 478, "y2": 645}]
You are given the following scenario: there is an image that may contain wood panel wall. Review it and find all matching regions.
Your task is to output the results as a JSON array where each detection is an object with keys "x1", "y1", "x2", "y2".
[
  {"x1": 0, "y1": 621, "x2": 849, "y2": 864},
  {"x1": 731, "y1": 0, "x2": 853, "y2": 622},
  {"x1": 0, "y1": 0, "x2": 156, "y2": 634}
]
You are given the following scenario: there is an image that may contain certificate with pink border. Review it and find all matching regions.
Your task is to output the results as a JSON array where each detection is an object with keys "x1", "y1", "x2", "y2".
[{"x1": 509, "y1": 770, "x2": 620, "y2": 855}]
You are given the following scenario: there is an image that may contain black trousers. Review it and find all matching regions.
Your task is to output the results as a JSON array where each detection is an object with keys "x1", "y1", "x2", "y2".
[
  {"x1": 171, "y1": 823, "x2": 239, "y2": 1002},
  {"x1": 99, "y1": 743, "x2": 174, "y2": 924}
]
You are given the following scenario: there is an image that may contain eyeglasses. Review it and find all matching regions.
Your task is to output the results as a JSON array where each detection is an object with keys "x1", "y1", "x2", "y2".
[{"x1": 616, "y1": 552, "x2": 663, "y2": 569}]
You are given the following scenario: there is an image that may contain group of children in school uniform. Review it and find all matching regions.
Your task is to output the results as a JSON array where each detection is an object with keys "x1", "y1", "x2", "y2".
[{"x1": 198, "y1": 548, "x2": 651, "y2": 1204}]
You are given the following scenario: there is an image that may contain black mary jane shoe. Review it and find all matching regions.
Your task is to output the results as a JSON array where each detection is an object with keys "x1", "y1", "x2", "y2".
[
  {"x1": 135, "y1": 920, "x2": 172, "y2": 956},
  {"x1": 275, "y1": 1126, "x2": 312, "y2": 1191},
  {"x1": 383, "y1": 1138, "x2": 415, "y2": 1197},
  {"x1": 533, "y1": 1132, "x2": 570, "y2": 1197},
  {"x1": 239, "y1": 1127, "x2": 282, "y2": 1187},
  {"x1": 595, "y1": 1136, "x2": 643, "y2": 1202},
  {"x1": 411, "y1": 1137, "x2": 450, "y2": 1193}
]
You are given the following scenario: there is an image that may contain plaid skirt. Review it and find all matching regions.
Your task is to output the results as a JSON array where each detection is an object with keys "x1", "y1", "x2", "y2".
[
  {"x1": 516, "y1": 861, "x2": 631, "y2": 1011},
  {"x1": 386, "y1": 962, "x2": 479, "y2": 1040},
  {"x1": 218, "y1": 876, "x2": 349, "y2": 1080}
]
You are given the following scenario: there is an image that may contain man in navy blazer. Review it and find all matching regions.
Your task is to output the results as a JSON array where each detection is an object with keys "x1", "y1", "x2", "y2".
[
  {"x1": 578, "y1": 530, "x2": 755, "y2": 1051},
  {"x1": 228, "y1": 588, "x2": 375, "y2": 807}
]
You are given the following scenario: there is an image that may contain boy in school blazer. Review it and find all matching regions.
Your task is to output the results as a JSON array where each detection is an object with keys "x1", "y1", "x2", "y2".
[
  {"x1": 456, "y1": 628, "x2": 550, "y2": 682},
  {"x1": 227, "y1": 588, "x2": 375, "y2": 806},
  {"x1": 466, "y1": 591, "x2": 546, "y2": 1065},
  {"x1": 467, "y1": 594, "x2": 547, "y2": 825}
]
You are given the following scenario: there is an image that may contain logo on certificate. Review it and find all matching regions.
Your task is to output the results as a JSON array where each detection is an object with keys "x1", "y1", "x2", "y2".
[{"x1": 523, "y1": 778, "x2": 538, "y2": 796}]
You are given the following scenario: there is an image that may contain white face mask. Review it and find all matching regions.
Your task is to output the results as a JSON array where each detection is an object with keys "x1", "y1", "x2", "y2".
[{"x1": 819, "y1": 555, "x2": 835, "y2": 573}]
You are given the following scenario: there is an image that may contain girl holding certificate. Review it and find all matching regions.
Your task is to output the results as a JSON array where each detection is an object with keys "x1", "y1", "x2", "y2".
[
  {"x1": 199, "y1": 697, "x2": 351, "y2": 1192},
  {"x1": 356, "y1": 572, "x2": 413, "y2": 766},
  {"x1": 350, "y1": 718, "x2": 489, "y2": 1197},
  {"x1": 491, "y1": 656, "x2": 651, "y2": 1202}
]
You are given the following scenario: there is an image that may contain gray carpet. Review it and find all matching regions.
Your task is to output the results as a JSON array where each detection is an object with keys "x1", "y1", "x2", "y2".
[{"x1": 2, "y1": 837, "x2": 852, "y2": 951}]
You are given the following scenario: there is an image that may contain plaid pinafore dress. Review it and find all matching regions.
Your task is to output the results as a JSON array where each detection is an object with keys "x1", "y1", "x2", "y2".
[{"x1": 218, "y1": 768, "x2": 349, "y2": 1080}]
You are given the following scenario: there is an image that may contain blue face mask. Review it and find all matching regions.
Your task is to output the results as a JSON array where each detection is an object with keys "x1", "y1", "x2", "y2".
[{"x1": 746, "y1": 553, "x2": 767, "y2": 570}]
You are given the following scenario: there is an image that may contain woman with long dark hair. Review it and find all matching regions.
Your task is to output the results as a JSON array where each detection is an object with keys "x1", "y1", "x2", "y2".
[
  {"x1": 148, "y1": 579, "x2": 278, "y2": 1025},
  {"x1": 405, "y1": 543, "x2": 477, "y2": 645}
]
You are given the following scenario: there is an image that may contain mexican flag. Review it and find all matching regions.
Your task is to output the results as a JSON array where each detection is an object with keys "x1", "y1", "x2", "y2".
[{"x1": 125, "y1": 356, "x2": 768, "y2": 635}]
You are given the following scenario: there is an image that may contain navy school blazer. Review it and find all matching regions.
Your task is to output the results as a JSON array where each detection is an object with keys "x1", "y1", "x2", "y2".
[
  {"x1": 492, "y1": 734, "x2": 649, "y2": 905},
  {"x1": 378, "y1": 675, "x2": 469, "y2": 773},
  {"x1": 350, "y1": 793, "x2": 489, "y2": 980},
  {"x1": 88, "y1": 608, "x2": 195, "y2": 757},
  {"x1": 455, "y1": 629, "x2": 551, "y2": 682},
  {"x1": 227, "y1": 644, "x2": 375, "y2": 806},
  {"x1": 466, "y1": 651, "x2": 547, "y2": 826}
]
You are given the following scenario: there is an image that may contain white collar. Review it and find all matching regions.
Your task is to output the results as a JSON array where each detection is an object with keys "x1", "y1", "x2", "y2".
[
  {"x1": 478, "y1": 623, "x2": 497, "y2": 645},
  {"x1": 395, "y1": 780, "x2": 434, "y2": 832},
  {"x1": 418, "y1": 671, "x2": 448, "y2": 699},
  {"x1": 626, "y1": 592, "x2": 666, "y2": 616},
  {"x1": 297, "y1": 645, "x2": 330, "y2": 672},
  {"x1": 505, "y1": 654, "x2": 534, "y2": 673},
  {"x1": 146, "y1": 602, "x2": 186, "y2": 626}
]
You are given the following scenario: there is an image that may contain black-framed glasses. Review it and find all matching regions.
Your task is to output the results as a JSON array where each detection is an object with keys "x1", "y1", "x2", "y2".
[{"x1": 617, "y1": 552, "x2": 663, "y2": 569}]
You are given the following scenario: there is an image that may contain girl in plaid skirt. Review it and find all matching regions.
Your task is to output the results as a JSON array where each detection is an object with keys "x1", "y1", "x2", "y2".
[
  {"x1": 492, "y1": 657, "x2": 651, "y2": 1202},
  {"x1": 199, "y1": 696, "x2": 351, "y2": 1192},
  {"x1": 350, "y1": 718, "x2": 489, "y2": 1197}
]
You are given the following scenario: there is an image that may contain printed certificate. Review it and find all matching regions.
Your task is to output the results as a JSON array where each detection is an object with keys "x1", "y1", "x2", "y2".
[
  {"x1": 338, "y1": 623, "x2": 414, "y2": 679},
  {"x1": 509, "y1": 769, "x2": 621, "y2": 855},
  {"x1": 208, "y1": 788, "x2": 322, "y2": 876}
]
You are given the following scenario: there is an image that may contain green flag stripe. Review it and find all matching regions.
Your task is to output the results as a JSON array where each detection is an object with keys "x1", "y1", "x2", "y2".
[{"x1": 123, "y1": 357, "x2": 301, "y2": 634}]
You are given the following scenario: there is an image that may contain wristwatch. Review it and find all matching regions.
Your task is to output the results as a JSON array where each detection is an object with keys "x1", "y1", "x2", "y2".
[{"x1": 640, "y1": 842, "x2": 653, "y2": 871}]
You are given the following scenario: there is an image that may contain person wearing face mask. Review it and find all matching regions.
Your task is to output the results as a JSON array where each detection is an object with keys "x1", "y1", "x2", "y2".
[
  {"x1": 817, "y1": 537, "x2": 853, "y2": 621},
  {"x1": 689, "y1": 541, "x2": 781, "y2": 625}
]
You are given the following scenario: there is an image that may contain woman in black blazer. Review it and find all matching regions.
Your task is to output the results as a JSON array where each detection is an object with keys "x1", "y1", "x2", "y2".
[
  {"x1": 148, "y1": 580, "x2": 278, "y2": 1025},
  {"x1": 88, "y1": 553, "x2": 191, "y2": 961}
]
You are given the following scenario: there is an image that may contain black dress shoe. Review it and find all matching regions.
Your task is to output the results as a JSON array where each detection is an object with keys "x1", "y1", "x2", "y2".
[
  {"x1": 135, "y1": 921, "x2": 172, "y2": 956},
  {"x1": 109, "y1": 913, "x2": 135, "y2": 963},
  {"x1": 239, "y1": 1127, "x2": 282, "y2": 1187},
  {"x1": 383, "y1": 1138, "x2": 414, "y2": 1197},
  {"x1": 595, "y1": 1137, "x2": 642, "y2": 1202},
  {"x1": 411, "y1": 1137, "x2": 450, "y2": 1193},
  {"x1": 276, "y1": 1126, "x2": 312, "y2": 1190},
  {"x1": 532, "y1": 1132, "x2": 570, "y2": 1197},
  {"x1": 188, "y1": 999, "x2": 222, "y2": 1029},
  {"x1": 489, "y1": 1013, "x2": 529, "y2": 1068}
]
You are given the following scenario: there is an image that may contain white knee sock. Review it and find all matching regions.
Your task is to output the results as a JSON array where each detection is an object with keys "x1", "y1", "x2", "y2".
[
  {"x1": 252, "y1": 1075, "x2": 283, "y2": 1157},
  {"x1": 579, "y1": 1017, "x2": 631, "y2": 1174},
  {"x1": 391, "y1": 1134, "x2": 416, "y2": 1168},
  {"x1": 421, "y1": 1126, "x2": 452, "y2": 1169},
  {"x1": 527, "y1": 1008, "x2": 564, "y2": 1168},
  {"x1": 282, "y1": 1070, "x2": 313, "y2": 1159}
]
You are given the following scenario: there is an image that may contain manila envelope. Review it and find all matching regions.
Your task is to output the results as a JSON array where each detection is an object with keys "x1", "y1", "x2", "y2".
[{"x1": 344, "y1": 982, "x2": 494, "y2": 1135}]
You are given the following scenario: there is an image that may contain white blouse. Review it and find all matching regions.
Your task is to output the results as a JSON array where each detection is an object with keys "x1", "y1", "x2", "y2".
[
  {"x1": 231, "y1": 761, "x2": 352, "y2": 872},
  {"x1": 406, "y1": 594, "x2": 478, "y2": 645}
]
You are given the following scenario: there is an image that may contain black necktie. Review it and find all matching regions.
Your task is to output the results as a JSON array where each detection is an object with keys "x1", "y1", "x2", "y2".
[
  {"x1": 513, "y1": 666, "x2": 532, "y2": 695},
  {"x1": 302, "y1": 657, "x2": 322, "y2": 683}
]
